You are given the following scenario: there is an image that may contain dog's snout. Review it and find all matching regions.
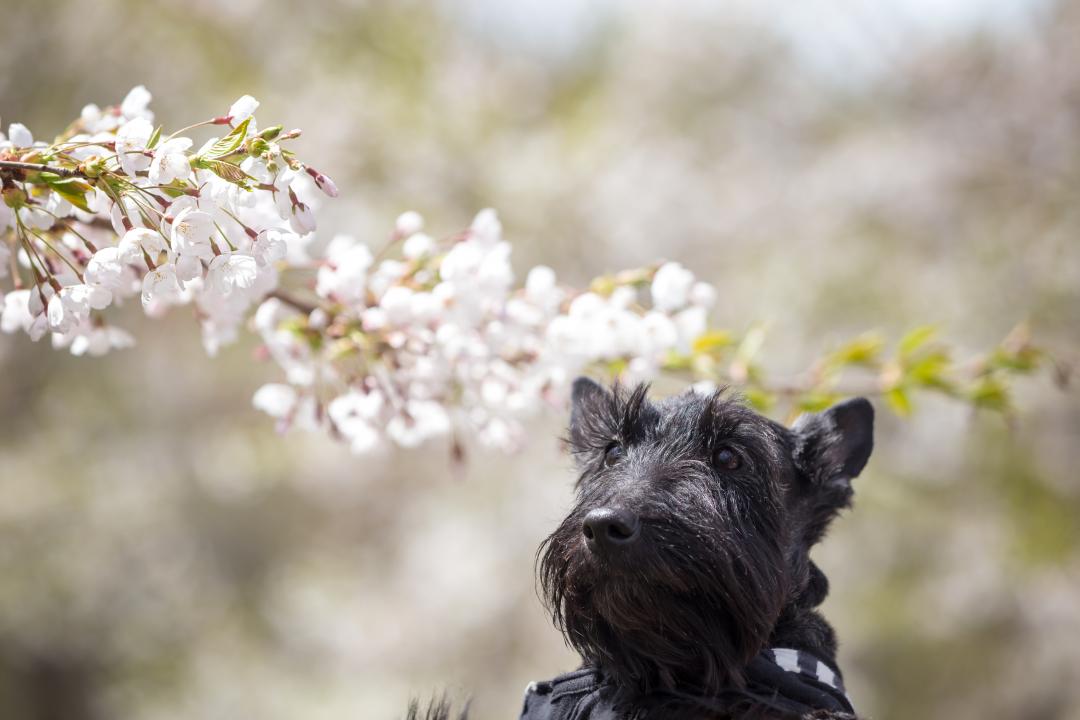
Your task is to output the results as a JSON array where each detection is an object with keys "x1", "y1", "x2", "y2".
[{"x1": 582, "y1": 508, "x2": 641, "y2": 553}]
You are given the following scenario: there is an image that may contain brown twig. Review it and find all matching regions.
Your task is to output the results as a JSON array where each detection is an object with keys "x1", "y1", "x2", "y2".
[
  {"x1": 0, "y1": 160, "x2": 84, "y2": 179},
  {"x1": 267, "y1": 289, "x2": 319, "y2": 315}
]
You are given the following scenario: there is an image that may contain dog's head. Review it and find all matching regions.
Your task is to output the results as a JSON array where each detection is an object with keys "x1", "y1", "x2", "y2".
[{"x1": 538, "y1": 379, "x2": 873, "y2": 696}]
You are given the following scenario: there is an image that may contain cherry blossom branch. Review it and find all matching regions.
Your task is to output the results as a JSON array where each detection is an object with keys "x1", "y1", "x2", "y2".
[
  {"x1": 0, "y1": 160, "x2": 84, "y2": 178},
  {"x1": 0, "y1": 86, "x2": 1061, "y2": 457}
]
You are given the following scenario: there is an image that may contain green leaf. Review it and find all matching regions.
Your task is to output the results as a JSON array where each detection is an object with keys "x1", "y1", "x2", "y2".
[
  {"x1": 147, "y1": 124, "x2": 162, "y2": 150},
  {"x1": 40, "y1": 173, "x2": 93, "y2": 213},
  {"x1": 987, "y1": 347, "x2": 1042, "y2": 374},
  {"x1": 743, "y1": 388, "x2": 776, "y2": 413},
  {"x1": 200, "y1": 117, "x2": 251, "y2": 160},
  {"x1": 661, "y1": 350, "x2": 693, "y2": 371},
  {"x1": 604, "y1": 358, "x2": 629, "y2": 376},
  {"x1": 692, "y1": 330, "x2": 734, "y2": 355},
  {"x1": 899, "y1": 325, "x2": 938, "y2": 358},
  {"x1": 969, "y1": 376, "x2": 1011, "y2": 412},
  {"x1": 906, "y1": 350, "x2": 952, "y2": 388},
  {"x1": 194, "y1": 159, "x2": 254, "y2": 188},
  {"x1": 828, "y1": 332, "x2": 885, "y2": 368},
  {"x1": 884, "y1": 386, "x2": 913, "y2": 416},
  {"x1": 796, "y1": 392, "x2": 841, "y2": 413}
]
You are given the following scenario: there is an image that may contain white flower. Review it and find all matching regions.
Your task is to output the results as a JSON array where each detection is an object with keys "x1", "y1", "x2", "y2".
[
  {"x1": 118, "y1": 227, "x2": 168, "y2": 264},
  {"x1": 673, "y1": 306, "x2": 707, "y2": 351},
  {"x1": 17, "y1": 206, "x2": 54, "y2": 231},
  {"x1": 47, "y1": 284, "x2": 110, "y2": 333},
  {"x1": 7, "y1": 123, "x2": 33, "y2": 147},
  {"x1": 691, "y1": 380, "x2": 719, "y2": 395},
  {"x1": 69, "y1": 325, "x2": 135, "y2": 356},
  {"x1": 440, "y1": 239, "x2": 514, "y2": 308},
  {"x1": 641, "y1": 311, "x2": 679, "y2": 355},
  {"x1": 308, "y1": 169, "x2": 338, "y2": 198},
  {"x1": 79, "y1": 104, "x2": 110, "y2": 132},
  {"x1": 386, "y1": 400, "x2": 450, "y2": 448},
  {"x1": 651, "y1": 261, "x2": 695, "y2": 312},
  {"x1": 316, "y1": 235, "x2": 372, "y2": 304},
  {"x1": 85, "y1": 247, "x2": 128, "y2": 291},
  {"x1": 228, "y1": 95, "x2": 260, "y2": 123},
  {"x1": 253, "y1": 383, "x2": 297, "y2": 418},
  {"x1": 1, "y1": 290, "x2": 33, "y2": 334},
  {"x1": 141, "y1": 264, "x2": 182, "y2": 309},
  {"x1": 175, "y1": 253, "x2": 203, "y2": 283},
  {"x1": 120, "y1": 85, "x2": 153, "y2": 120},
  {"x1": 205, "y1": 253, "x2": 258, "y2": 297},
  {"x1": 395, "y1": 211, "x2": 424, "y2": 236},
  {"x1": 253, "y1": 229, "x2": 290, "y2": 266},
  {"x1": 170, "y1": 208, "x2": 216, "y2": 259},
  {"x1": 148, "y1": 137, "x2": 193, "y2": 184},
  {"x1": 288, "y1": 202, "x2": 316, "y2": 235},
  {"x1": 690, "y1": 281, "x2": 717, "y2": 309},
  {"x1": 525, "y1": 265, "x2": 562, "y2": 312},
  {"x1": 470, "y1": 208, "x2": 502, "y2": 246},
  {"x1": 27, "y1": 285, "x2": 49, "y2": 318},
  {"x1": 379, "y1": 285, "x2": 415, "y2": 325},
  {"x1": 46, "y1": 293, "x2": 77, "y2": 334},
  {"x1": 369, "y1": 259, "x2": 407, "y2": 298},
  {"x1": 329, "y1": 390, "x2": 384, "y2": 454},
  {"x1": 402, "y1": 232, "x2": 435, "y2": 259},
  {"x1": 115, "y1": 117, "x2": 154, "y2": 175}
]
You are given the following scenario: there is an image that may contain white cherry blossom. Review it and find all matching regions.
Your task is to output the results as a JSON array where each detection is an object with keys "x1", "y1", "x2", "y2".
[
  {"x1": 141, "y1": 264, "x2": 183, "y2": 309},
  {"x1": 148, "y1": 137, "x2": 193, "y2": 184},
  {"x1": 7, "y1": 123, "x2": 33, "y2": 147},
  {"x1": 651, "y1": 261, "x2": 696, "y2": 312},
  {"x1": 228, "y1": 95, "x2": 260, "y2": 123},
  {"x1": 205, "y1": 253, "x2": 258, "y2": 297},
  {"x1": 115, "y1": 116, "x2": 154, "y2": 176}
]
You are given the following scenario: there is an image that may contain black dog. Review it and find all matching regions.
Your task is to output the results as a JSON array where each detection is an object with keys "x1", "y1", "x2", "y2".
[{"x1": 411, "y1": 378, "x2": 873, "y2": 720}]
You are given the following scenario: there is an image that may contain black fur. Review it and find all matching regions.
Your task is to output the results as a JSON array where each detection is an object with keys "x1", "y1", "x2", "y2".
[
  {"x1": 537, "y1": 379, "x2": 872, "y2": 718},
  {"x1": 404, "y1": 695, "x2": 469, "y2": 720},
  {"x1": 407, "y1": 379, "x2": 873, "y2": 719}
]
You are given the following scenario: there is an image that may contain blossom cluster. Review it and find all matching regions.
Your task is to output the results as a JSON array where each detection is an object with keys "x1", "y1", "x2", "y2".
[
  {"x1": 252, "y1": 209, "x2": 718, "y2": 453},
  {"x1": 0, "y1": 86, "x2": 335, "y2": 356},
  {"x1": 1, "y1": 88, "x2": 1047, "y2": 455}
]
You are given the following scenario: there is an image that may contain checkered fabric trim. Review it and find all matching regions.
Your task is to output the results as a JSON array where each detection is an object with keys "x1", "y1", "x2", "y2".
[{"x1": 768, "y1": 647, "x2": 853, "y2": 709}]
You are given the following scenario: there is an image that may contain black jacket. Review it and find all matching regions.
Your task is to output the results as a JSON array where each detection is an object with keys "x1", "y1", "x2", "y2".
[{"x1": 519, "y1": 649, "x2": 854, "y2": 719}]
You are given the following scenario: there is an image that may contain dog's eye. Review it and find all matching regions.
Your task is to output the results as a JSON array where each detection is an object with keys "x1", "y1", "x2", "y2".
[
  {"x1": 603, "y1": 443, "x2": 625, "y2": 467},
  {"x1": 715, "y1": 446, "x2": 740, "y2": 471}
]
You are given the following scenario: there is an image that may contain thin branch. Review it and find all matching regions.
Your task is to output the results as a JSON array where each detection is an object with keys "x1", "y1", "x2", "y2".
[
  {"x1": 0, "y1": 160, "x2": 84, "y2": 179},
  {"x1": 266, "y1": 289, "x2": 319, "y2": 315}
]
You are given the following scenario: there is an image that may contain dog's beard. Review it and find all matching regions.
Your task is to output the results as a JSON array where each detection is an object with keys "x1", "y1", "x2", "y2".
[{"x1": 538, "y1": 516, "x2": 787, "y2": 698}]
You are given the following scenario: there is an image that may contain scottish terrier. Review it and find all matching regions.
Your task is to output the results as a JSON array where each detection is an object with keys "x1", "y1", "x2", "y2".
[{"x1": 412, "y1": 378, "x2": 873, "y2": 719}]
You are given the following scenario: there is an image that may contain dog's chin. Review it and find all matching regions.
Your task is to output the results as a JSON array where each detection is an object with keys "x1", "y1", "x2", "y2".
[{"x1": 560, "y1": 574, "x2": 759, "y2": 696}]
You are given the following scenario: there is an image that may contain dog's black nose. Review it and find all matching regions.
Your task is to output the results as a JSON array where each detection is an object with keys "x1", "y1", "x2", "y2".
[{"x1": 582, "y1": 508, "x2": 640, "y2": 552}]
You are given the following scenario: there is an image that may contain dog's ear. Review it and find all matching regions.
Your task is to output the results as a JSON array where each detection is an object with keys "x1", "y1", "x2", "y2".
[
  {"x1": 568, "y1": 376, "x2": 611, "y2": 447},
  {"x1": 792, "y1": 397, "x2": 874, "y2": 485},
  {"x1": 790, "y1": 398, "x2": 874, "y2": 541}
]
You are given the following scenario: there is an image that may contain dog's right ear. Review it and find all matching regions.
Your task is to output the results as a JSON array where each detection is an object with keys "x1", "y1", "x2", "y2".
[
  {"x1": 790, "y1": 398, "x2": 874, "y2": 543},
  {"x1": 791, "y1": 397, "x2": 874, "y2": 488},
  {"x1": 568, "y1": 376, "x2": 613, "y2": 455}
]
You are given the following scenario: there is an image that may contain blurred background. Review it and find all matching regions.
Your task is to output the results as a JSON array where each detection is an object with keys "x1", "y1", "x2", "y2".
[{"x1": 1, "y1": 0, "x2": 1079, "y2": 718}]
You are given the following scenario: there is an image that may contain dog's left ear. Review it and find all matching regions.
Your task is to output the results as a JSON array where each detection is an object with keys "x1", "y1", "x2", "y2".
[{"x1": 791, "y1": 397, "x2": 874, "y2": 493}]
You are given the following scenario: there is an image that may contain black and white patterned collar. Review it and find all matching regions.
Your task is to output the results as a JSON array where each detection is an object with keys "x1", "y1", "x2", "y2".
[{"x1": 747, "y1": 647, "x2": 855, "y2": 715}]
